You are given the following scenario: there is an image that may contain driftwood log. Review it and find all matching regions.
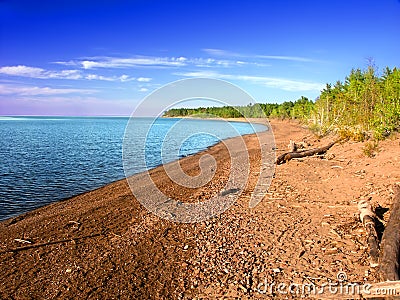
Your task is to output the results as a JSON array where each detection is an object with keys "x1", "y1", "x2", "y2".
[
  {"x1": 380, "y1": 184, "x2": 400, "y2": 281},
  {"x1": 276, "y1": 141, "x2": 336, "y2": 165},
  {"x1": 358, "y1": 199, "x2": 379, "y2": 267}
]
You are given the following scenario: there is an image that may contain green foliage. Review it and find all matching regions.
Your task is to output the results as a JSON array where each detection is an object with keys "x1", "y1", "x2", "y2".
[
  {"x1": 362, "y1": 140, "x2": 380, "y2": 157},
  {"x1": 164, "y1": 65, "x2": 399, "y2": 141},
  {"x1": 337, "y1": 127, "x2": 367, "y2": 142},
  {"x1": 313, "y1": 66, "x2": 400, "y2": 139}
]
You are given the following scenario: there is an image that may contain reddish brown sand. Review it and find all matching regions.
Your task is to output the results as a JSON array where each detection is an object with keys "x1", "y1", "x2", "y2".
[{"x1": 0, "y1": 119, "x2": 399, "y2": 299}]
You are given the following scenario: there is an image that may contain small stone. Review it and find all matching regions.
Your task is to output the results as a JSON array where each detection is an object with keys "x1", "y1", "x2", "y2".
[
  {"x1": 325, "y1": 247, "x2": 338, "y2": 255},
  {"x1": 272, "y1": 268, "x2": 281, "y2": 273}
]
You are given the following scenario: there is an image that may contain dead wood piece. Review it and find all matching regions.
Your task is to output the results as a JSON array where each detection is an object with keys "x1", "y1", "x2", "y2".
[
  {"x1": 380, "y1": 184, "x2": 400, "y2": 281},
  {"x1": 14, "y1": 238, "x2": 32, "y2": 244},
  {"x1": 358, "y1": 199, "x2": 379, "y2": 267},
  {"x1": 288, "y1": 140, "x2": 297, "y2": 152},
  {"x1": 276, "y1": 141, "x2": 336, "y2": 165}
]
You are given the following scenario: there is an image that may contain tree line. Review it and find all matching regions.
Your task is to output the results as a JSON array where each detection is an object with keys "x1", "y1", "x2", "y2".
[
  {"x1": 163, "y1": 96, "x2": 315, "y2": 120},
  {"x1": 163, "y1": 66, "x2": 399, "y2": 140}
]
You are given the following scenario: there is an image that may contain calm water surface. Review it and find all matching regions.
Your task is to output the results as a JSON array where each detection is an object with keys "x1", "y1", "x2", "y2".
[{"x1": 0, "y1": 116, "x2": 266, "y2": 221}]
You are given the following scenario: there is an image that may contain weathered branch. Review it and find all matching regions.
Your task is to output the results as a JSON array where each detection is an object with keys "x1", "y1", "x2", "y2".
[
  {"x1": 380, "y1": 184, "x2": 400, "y2": 281},
  {"x1": 358, "y1": 199, "x2": 379, "y2": 267},
  {"x1": 276, "y1": 141, "x2": 336, "y2": 165},
  {"x1": 0, "y1": 232, "x2": 103, "y2": 254}
]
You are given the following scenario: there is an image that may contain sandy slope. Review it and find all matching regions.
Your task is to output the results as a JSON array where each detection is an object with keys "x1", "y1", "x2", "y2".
[{"x1": 0, "y1": 119, "x2": 399, "y2": 299}]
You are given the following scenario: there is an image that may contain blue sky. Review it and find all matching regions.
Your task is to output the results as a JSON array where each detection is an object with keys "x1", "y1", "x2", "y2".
[{"x1": 0, "y1": 0, "x2": 399, "y2": 116}]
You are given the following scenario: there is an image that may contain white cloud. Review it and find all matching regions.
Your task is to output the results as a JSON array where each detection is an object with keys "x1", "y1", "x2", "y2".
[
  {"x1": 120, "y1": 74, "x2": 130, "y2": 82},
  {"x1": 53, "y1": 60, "x2": 77, "y2": 66},
  {"x1": 256, "y1": 55, "x2": 316, "y2": 63},
  {"x1": 85, "y1": 74, "x2": 98, "y2": 80},
  {"x1": 202, "y1": 48, "x2": 242, "y2": 57},
  {"x1": 0, "y1": 65, "x2": 82, "y2": 79},
  {"x1": 79, "y1": 56, "x2": 187, "y2": 69},
  {"x1": 139, "y1": 87, "x2": 149, "y2": 92},
  {"x1": 175, "y1": 71, "x2": 324, "y2": 92},
  {"x1": 186, "y1": 57, "x2": 242, "y2": 68},
  {"x1": 0, "y1": 84, "x2": 95, "y2": 96},
  {"x1": 60, "y1": 55, "x2": 246, "y2": 70},
  {"x1": 176, "y1": 71, "x2": 221, "y2": 78},
  {"x1": 137, "y1": 77, "x2": 152, "y2": 82},
  {"x1": 0, "y1": 65, "x2": 138, "y2": 82},
  {"x1": 82, "y1": 61, "x2": 100, "y2": 69},
  {"x1": 0, "y1": 65, "x2": 44, "y2": 77},
  {"x1": 85, "y1": 74, "x2": 135, "y2": 82},
  {"x1": 202, "y1": 48, "x2": 320, "y2": 63}
]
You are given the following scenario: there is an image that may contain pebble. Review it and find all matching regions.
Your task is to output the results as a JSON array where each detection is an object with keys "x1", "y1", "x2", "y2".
[{"x1": 272, "y1": 268, "x2": 281, "y2": 273}]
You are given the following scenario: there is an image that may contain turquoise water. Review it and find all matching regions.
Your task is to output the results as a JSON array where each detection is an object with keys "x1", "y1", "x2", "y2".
[{"x1": 0, "y1": 116, "x2": 266, "y2": 221}]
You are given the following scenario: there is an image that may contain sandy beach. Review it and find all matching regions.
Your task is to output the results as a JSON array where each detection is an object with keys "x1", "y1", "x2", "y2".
[{"x1": 1, "y1": 119, "x2": 399, "y2": 299}]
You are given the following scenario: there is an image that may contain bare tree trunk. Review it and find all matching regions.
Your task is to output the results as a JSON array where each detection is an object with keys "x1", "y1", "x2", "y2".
[{"x1": 380, "y1": 184, "x2": 400, "y2": 281}]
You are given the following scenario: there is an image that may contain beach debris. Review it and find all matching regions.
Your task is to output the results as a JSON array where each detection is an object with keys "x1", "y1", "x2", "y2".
[
  {"x1": 272, "y1": 268, "x2": 281, "y2": 273},
  {"x1": 325, "y1": 152, "x2": 335, "y2": 160},
  {"x1": 330, "y1": 165, "x2": 343, "y2": 169},
  {"x1": 298, "y1": 249, "x2": 306, "y2": 258},
  {"x1": 14, "y1": 238, "x2": 32, "y2": 244},
  {"x1": 67, "y1": 220, "x2": 81, "y2": 230},
  {"x1": 287, "y1": 140, "x2": 309, "y2": 152},
  {"x1": 288, "y1": 140, "x2": 297, "y2": 152},
  {"x1": 358, "y1": 198, "x2": 379, "y2": 267},
  {"x1": 220, "y1": 188, "x2": 240, "y2": 196}
]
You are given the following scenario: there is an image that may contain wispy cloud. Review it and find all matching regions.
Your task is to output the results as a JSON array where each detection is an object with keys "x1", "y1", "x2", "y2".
[
  {"x1": 85, "y1": 74, "x2": 138, "y2": 82},
  {"x1": 0, "y1": 65, "x2": 147, "y2": 82},
  {"x1": 202, "y1": 48, "x2": 320, "y2": 63},
  {"x1": 137, "y1": 77, "x2": 152, "y2": 82},
  {"x1": 175, "y1": 71, "x2": 324, "y2": 92},
  {"x1": 56, "y1": 55, "x2": 246, "y2": 70},
  {"x1": 0, "y1": 84, "x2": 95, "y2": 96},
  {"x1": 256, "y1": 55, "x2": 316, "y2": 62},
  {"x1": 76, "y1": 56, "x2": 188, "y2": 69},
  {"x1": 202, "y1": 48, "x2": 243, "y2": 57},
  {"x1": 0, "y1": 65, "x2": 82, "y2": 79}
]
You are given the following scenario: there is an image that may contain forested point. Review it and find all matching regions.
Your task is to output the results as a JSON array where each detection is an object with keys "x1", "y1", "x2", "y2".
[{"x1": 163, "y1": 66, "x2": 400, "y2": 140}]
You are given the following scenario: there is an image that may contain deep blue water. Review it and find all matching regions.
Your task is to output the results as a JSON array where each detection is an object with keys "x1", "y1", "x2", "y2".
[{"x1": 0, "y1": 116, "x2": 266, "y2": 221}]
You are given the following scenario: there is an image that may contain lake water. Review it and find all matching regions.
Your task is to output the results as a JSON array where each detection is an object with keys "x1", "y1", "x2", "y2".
[{"x1": 0, "y1": 116, "x2": 266, "y2": 221}]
